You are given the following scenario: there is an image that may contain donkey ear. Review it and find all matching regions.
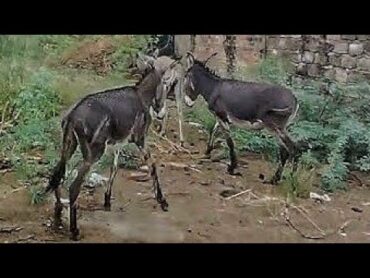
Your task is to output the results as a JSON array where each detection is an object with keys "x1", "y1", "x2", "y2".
[
  {"x1": 202, "y1": 52, "x2": 218, "y2": 65},
  {"x1": 152, "y1": 48, "x2": 160, "y2": 58},
  {"x1": 186, "y1": 52, "x2": 194, "y2": 70}
]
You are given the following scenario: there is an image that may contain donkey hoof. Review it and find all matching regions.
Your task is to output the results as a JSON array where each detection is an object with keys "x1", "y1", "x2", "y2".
[
  {"x1": 160, "y1": 200, "x2": 169, "y2": 212},
  {"x1": 263, "y1": 179, "x2": 279, "y2": 185},
  {"x1": 52, "y1": 222, "x2": 64, "y2": 231},
  {"x1": 70, "y1": 229, "x2": 80, "y2": 241},
  {"x1": 104, "y1": 203, "x2": 111, "y2": 211},
  {"x1": 227, "y1": 166, "x2": 242, "y2": 176}
]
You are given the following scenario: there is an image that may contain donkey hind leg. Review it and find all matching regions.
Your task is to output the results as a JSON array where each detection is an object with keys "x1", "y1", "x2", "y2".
[
  {"x1": 267, "y1": 125, "x2": 297, "y2": 185},
  {"x1": 51, "y1": 130, "x2": 77, "y2": 230},
  {"x1": 269, "y1": 144, "x2": 289, "y2": 185},
  {"x1": 104, "y1": 146, "x2": 120, "y2": 211},
  {"x1": 204, "y1": 121, "x2": 220, "y2": 157},
  {"x1": 138, "y1": 146, "x2": 168, "y2": 211},
  {"x1": 218, "y1": 120, "x2": 241, "y2": 176},
  {"x1": 69, "y1": 140, "x2": 106, "y2": 241}
]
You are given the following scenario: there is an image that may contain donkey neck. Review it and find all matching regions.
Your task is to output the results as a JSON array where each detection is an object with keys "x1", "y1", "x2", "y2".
[
  {"x1": 192, "y1": 65, "x2": 220, "y2": 102},
  {"x1": 136, "y1": 71, "x2": 160, "y2": 108}
]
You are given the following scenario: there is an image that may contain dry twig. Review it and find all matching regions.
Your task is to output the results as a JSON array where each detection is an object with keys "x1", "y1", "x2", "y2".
[{"x1": 225, "y1": 189, "x2": 252, "y2": 201}]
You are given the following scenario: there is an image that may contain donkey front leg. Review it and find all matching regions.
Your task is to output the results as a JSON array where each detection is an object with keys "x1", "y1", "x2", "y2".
[
  {"x1": 219, "y1": 120, "x2": 241, "y2": 176},
  {"x1": 204, "y1": 121, "x2": 220, "y2": 157},
  {"x1": 138, "y1": 146, "x2": 168, "y2": 211},
  {"x1": 158, "y1": 102, "x2": 169, "y2": 137},
  {"x1": 175, "y1": 82, "x2": 185, "y2": 146}
]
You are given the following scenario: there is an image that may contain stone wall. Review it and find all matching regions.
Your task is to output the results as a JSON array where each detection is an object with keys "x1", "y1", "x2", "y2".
[
  {"x1": 267, "y1": 35, "x2": 370, "y2": 83},
  {"x1": 174, "y1": 35, "x2": 370, "y2": 83}
]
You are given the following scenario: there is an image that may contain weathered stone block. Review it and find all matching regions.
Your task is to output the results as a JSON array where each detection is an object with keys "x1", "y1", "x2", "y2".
[
  {"x1": 324, "y1": 68, "x2": 335, "y2": 79},
  {"x1": 328, "y1": 53, "x2": 342, "y2": 66},
  {"x1": 296, "y1": 63, "x2": 308, "y2": 75},
  {"x1": 267, "y1": 37, "x2": 279, "y2": 48},
  {"x1": 314, "y1": 52, "x2": 328, "y2": 65},
  {"x1": 303, "y1": 39, "x2": 321, "y2": 51},
  {"x1": 285, "y1": 38, "x2": 302, "y2": 50},
  {"x1": 341, "y1": 35, "x2": 357, "y2": 40},
  {"x1": 357, "y1": 35, "x2": 370, "y2": 41},
  {"x1": 326, "y1": 35, "x2": 341, "y2": 41},
  {"x1": 349, "y1": 43, "x2": 363, "y2": 56},
  {"x1": 278, "y1": 38, "x2": 287, "y2": 49},
  {"x1": 307, "y1": 64, "x2": 321, "y2": 77},
  {"x1": 358, "y1": 57, "x2": 370, "y2": 71},
  {"x1": 335, "y1": 68, "x2": 348, "y2": 83},
  {"x1": 341, "y1": 55, "x2": 357, "y2": 69},
  {"x1": 333, "y1": 42, "x2": 348, "y2": 54},
  {"x1": 303, "y1": 51, "x2": 314, "y2": 63},
  {"x1": 347, "y1": 71, "x2": 364, "y2": 83},
  {"x1": 363, "y1": 41, "x2": 370, "y2": 54},
  {"x1": 290, "y1": 53, "x2": 301, "y2": 63}
]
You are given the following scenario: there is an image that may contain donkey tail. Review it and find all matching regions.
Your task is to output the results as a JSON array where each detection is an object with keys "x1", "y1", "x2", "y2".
[{"x1": 45, "y1": 118, "x2": 76, "y2": 193}]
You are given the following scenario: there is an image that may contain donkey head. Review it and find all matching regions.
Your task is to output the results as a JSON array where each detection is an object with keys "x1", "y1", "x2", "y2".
[
  {"x1": 183, "y1": 52, "x2": 217, "y2": 107},
  {"x1": 152, "y1": 58, "x2": 181, "y2": 118},
  {"x1": 135, "y1": 49, "x2": 159, "y2": 74}
]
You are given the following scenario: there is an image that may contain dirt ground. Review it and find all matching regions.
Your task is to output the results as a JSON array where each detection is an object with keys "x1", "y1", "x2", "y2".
[{"x1": 1, "y1": 107, "x2": 370, "y2": 243}]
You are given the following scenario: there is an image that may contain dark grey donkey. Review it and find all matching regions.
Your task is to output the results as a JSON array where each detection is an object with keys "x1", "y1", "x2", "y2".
[
  {"x1": 183, "y1": 52, "x2": 302, "y2": 184},
  {"x1": 45, "y1": 59, "x2": 180, "y2": 241}
]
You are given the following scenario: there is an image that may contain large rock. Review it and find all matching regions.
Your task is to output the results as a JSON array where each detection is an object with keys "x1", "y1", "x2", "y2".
[
  {"x1": 335, "y1": 68, "x2": 348, "y2": 83},
  {"x1": 307, "y1": 64, "x2": 321, "y2": 77},
  {"x1": 348, "y1": 43, "x2": 363, "y2": 56},
  {"x1": 278, "y1": 38, "x2": 287, "y2": 49},
  {"x1": 324, "y1": 68, "x2": 335, "y2": 79},
  {"x1": 363, "y1": 41, "x2": 370, "y2": 54},
  {"x1": 357, "y1": 35, "x2": 370, "y2": 41},
  {"x1": 303, "y1": 39, "x2": 321, "y2": 52},
  {"x1": 328, "y1": 53, "x2": 342, "y2": 66},
  {"x1": 296, "y1": 63, "x2": 308, "y2": 75},
  {"x1": 341, "y1": 35, "x2": 357, "y2": 40},
  {"x1": 314, "y1": 52, "x2": 328, "y2": 65},
  {"x1": 358, "y1": 57, "x2": 370, "y2": 71},
  {"x1": 333, "y1": 42, "x2": 348, "y2": 54},
  {"x1": 341, "y1": 55, "x2": 357, "y2": 69},
  {"x1": 326, "y1": 35, "x2": 341, "y2": 41},
  {"x1": 303, "y1": 51, "x2": 314, "y2": 63}
]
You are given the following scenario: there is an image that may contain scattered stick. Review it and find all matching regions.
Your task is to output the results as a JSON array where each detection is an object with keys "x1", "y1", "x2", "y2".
[
  {"x1": 349, "y1": 173, "x2": 365, "y2": 186},
  {"x1": 338, "y1": 219, "x2": 353, "y2": 234},
  {"x1": 225, "y1": 189, "x2": 252, "y2": 201},
  {"x1": 15, "y1": 235, "x2": 35, "y2": 242},
  {"x1": 0, "y1": 169, "x2": 13, "y2": 174},
  {"x1": 290, "y1": 204, "x2": 326, "y2": 235},
  {"x1": 0, "y1": 226, "x2": 23, "y2": 233},
  {"x1": 151, "y1": 127, "x2": 192, "y2": 155},
  {"x1": 165, "y1": 162, "x2": 202, "y2": 173},
  {"x1": 0, "y1": 217, "x2": 5, "y2": 221},
  {"x1": 168, "y1": 192, "x2": 191, "y2": 196},
  {"x1": 283, "y1": 207, "x2": 325, "y2": 240},
  {"x1": 11, "y1": 187, "x2": 26, "y2": 194}
]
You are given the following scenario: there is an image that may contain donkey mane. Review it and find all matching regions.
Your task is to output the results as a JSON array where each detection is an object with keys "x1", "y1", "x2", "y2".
[{"x1": 193, "y1": 59, "x2": 221, "y2": 79}]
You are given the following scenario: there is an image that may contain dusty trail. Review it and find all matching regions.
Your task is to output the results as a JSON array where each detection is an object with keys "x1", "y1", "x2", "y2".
[{"x1": 1, "y1": 108, "x2": 370, "y2": 243}]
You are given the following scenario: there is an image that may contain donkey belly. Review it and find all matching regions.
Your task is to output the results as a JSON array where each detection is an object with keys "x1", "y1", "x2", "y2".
[{"x1": 228, "y1": 114, "x2": 264, "y2": 131}]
